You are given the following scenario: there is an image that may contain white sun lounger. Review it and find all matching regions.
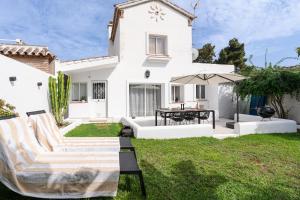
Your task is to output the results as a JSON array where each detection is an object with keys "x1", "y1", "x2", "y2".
[
  {"x1": 27, "y1": 112, "x2": 121, "y2": 152},
  {"x1": 0, "y1": 116, "x2": 120, "y2": 198}
]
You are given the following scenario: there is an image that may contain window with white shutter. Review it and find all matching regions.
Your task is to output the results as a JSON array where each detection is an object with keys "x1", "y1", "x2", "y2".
[{"x1": 149, "y1": 35, "x2": 167, "y2": 55}]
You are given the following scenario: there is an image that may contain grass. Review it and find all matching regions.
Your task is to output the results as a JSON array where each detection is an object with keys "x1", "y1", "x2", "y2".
[
  {"x1": 1, "y1": 124, "x2": 300, "y2": 200},
  {"x1": 65, "y1": 123, "x2": 123, "y2": 137}
]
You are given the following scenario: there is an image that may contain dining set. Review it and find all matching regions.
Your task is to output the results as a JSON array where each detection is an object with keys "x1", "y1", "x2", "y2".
[{"x1": 155, "y1": 108, "x2": 216, "y2": 129}]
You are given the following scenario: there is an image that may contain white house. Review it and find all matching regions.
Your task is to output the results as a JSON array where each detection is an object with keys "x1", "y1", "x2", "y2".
[
  {"x1": 58, "y1": 0, "x2": 235, "y2": 121},
  {"x1": 0, "y1": 0, "x2": 297, "y2": 139}
]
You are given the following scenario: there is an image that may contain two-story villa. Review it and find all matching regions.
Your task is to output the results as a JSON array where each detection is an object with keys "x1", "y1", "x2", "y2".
[{"x1": 59, "y1": 0, "x2": 235, "y2": 121}]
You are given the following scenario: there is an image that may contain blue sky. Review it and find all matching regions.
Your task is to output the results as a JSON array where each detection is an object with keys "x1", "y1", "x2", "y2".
[{"x1": 0, "y1": 0, "x2": 299, "y2": 67}]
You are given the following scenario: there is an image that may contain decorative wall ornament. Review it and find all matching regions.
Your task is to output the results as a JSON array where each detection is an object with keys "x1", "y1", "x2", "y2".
[{"x1": 148, "y1": 4, "x2": 166, "y2": 22}]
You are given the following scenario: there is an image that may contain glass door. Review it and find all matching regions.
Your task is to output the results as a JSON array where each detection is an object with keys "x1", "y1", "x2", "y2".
[
  {"x1": 146, "y1": 85, "x2": 161, "y2": 116},
  {"x1": 129, "y1": 84, "x2": 161, "y2": 117},
  {"x1": 91, "y1": 81, "x2": 106, "y2": 117},
  {"x1": 129, "y1": 84, "x2": 145, "y2": 117}
]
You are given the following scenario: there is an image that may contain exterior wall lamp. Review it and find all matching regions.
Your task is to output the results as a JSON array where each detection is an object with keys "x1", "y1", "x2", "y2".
[
  {"x1": 37, "y1": 82, "x2": 43, "y2": 87},
  {"x1": 9, "y1": 76, "x2": 16, "y2": 82},
  {"x1": 9, "y1": 76, "x2": 17, "y2": 86},
  {"x1": 145, "y1": 70, "x2": 150, "y2": 79}
]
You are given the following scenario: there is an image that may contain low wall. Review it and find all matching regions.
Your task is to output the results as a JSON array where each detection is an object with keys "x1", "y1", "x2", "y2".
[
  {"x1": 0, "y1": 55, "x2": 50, "y2": 117},
  {"x1": 122, "y1": 117, "x2": 214, "y2": 139},
  {"x1": 283, "y1": 95, "x2": 300, "y2": 124},
  {"x1": 234, "y1": 114, "x2": 297, "y2": 135},
  {"x1": 60, "y1": 120, "x2": 82, "y2": 135}
]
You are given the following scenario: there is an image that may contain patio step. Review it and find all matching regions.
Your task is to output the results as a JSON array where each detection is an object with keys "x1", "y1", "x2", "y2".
[
  {"x1": 89, "y1": 119, "x2": 108, "y2": 123},
  {"x1": 68, "y1": 118, "x2": 113, "y2": 123},
  {"x1": 213, "y1": 133, "x2": 238, "y2": 140}
]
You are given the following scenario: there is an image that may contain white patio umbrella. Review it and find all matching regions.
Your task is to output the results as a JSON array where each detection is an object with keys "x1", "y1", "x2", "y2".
[
  {"x1": 170, "y1": 73, "x2": 246, "y2": 85},
  {"x1": 170, "y1": 73, "x2": 247, "y2": 122}
]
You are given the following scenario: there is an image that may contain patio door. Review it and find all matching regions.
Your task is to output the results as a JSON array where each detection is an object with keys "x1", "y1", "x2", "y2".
[
  {"x1": 129, "y1": 84, "x2": 161, "y2": 117},
  {"x1": 92, "y1": 81, "x2": 107, "y2": 118}
]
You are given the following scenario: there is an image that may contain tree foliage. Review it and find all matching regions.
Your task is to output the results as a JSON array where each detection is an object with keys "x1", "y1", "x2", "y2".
[
  {"x1": 49, "y1": 72, "x2": 71, "y2": 126},
  {"x1": 217, "y1": 38, "x2": 247, "y2": 71},
  {"x1": 297, "y1": 47, "x2": 300, "y2": 57},
  {"x1": 236, "y1": 67, "x2": 300, "y2": 119},
  {"x1": 194, "y1": 43, "x2": 216, "y2": 63}
]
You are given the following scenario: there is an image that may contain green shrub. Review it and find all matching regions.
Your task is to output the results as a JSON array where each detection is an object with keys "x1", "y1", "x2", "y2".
[{"x1": 0, "y1": 99, "x2": 17, "y2": 117}]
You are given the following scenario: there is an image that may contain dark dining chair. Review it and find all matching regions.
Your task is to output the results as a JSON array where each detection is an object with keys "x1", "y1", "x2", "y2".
[
  {"x1": 170, "y1": 113, "x2": 185, "y2": 125},
  {"x1": 198, "y1": 111, "x2": 210, "y2": 124},
  {"x1": 183, "y1": 112, "x2": 196, "y2": 124},
  {"x1": 159, "y1": 111, "x2": 172, "y2": 126}
]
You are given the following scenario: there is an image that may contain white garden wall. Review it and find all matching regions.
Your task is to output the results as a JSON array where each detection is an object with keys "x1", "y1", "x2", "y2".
[
  {"x1": 0, "y1": 55, "x2": 50, "y2": 117},
  {"x1": 122, "y1": 117, "x2": 214, "y2": 139},
  {"x1": 283, "y1": 95, "x2": 300, "y2": 124},
  {"x1": 234, "y1": 114, "x2": 297, "y2": 135}
]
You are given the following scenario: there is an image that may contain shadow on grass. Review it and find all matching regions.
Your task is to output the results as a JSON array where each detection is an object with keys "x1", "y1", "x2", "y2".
[
  {"x1": 130, "y1": 159, "x2": 296, "y2": 200},
  {"x1": 136, "y1": 160, "x2": 227, "y2": 200},
  {"x1": 0, "y1": 158, "x2": 297, "y2": 200},
  {"x1": 262, "y1": 133, "x2": 300, "y2": 141}
]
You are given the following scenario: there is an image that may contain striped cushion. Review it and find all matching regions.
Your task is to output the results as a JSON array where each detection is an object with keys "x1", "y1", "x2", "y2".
[
  {"x1": 30, "y1": 113, "x2": 120, "y2": 152},
  {"x1": 0, "y1": 117, "x2": 120, "y2": 198}
]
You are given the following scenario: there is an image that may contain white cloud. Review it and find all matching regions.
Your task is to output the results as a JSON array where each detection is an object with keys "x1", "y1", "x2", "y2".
[{"x1": 173, "y1": 0, "x2": 300, "y2": 45}]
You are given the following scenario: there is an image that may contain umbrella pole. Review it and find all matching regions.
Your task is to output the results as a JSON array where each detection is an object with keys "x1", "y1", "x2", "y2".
[{"x1": 236, "y1": 91, "x2": 240, "y2": 123}]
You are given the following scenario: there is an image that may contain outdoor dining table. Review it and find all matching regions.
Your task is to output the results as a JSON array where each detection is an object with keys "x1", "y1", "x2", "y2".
[{"x1": 155, "y1": 108, "x2": 216, "y2": 129}]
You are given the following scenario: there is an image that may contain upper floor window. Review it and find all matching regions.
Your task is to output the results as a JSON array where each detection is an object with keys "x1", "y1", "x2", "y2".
[
  {"x1": 149, "y1": 35, "x2": 167, "y2": 56},
  {"x1": 196, "y1": 85, "x2": 206, "y2": 100}
]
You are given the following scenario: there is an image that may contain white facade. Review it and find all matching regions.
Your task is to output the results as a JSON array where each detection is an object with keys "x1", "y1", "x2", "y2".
[
  {"x1": 0, "y1": 55, "x2": 50, "y2": 117},
  {"x1": 59, "y1": 0, "x2": 235, "y2": 120}
]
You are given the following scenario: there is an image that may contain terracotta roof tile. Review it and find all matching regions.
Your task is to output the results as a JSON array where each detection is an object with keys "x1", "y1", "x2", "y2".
[{"x1": 0, "y1": 43, "x2": 56, "y2": 61}]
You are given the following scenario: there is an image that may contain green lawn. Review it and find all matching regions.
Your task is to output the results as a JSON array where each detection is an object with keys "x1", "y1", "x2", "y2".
[
  {"x1": 65, "y1": 123, "x2": 123, "y2": 137},
  {"x1": 1, "y1": 124, "x2": 300, "y2": 200}
]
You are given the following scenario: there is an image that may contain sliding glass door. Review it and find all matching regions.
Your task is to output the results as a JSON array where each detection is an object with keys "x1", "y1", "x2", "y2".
[
  {"x1": 146, "y1": 85, "x2": 161, "y2": 116},
  {"x1": 129, "y1": 84, "x2": 161, "y2": 117},
  {"x1": 129, "y1": 84, "x2": 145, "y2": 117}
]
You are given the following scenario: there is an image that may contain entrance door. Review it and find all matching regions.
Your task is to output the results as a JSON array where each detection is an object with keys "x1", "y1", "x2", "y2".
[
  {"x1": 129, "y1": 84, "x2": 161, "y2": 117},
  {"x1": 91, "y1": 81, "x2": 107, "y2": 118}
]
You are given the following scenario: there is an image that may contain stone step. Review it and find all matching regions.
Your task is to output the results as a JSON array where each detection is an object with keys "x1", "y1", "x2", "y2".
[
  {"x1": 89, "y1": 119, "x2": 108, "y2": 123},
  {"x1": 213, "y1": 133, "x2": 238, "y2": 140}
]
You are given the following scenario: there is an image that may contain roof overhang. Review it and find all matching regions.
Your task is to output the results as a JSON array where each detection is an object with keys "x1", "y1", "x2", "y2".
[
  {"x1": 0, "y1": 43, "x2": 56, "y2": 63},
  {"x1": 110, "y1": 0, "x2": 196, "y2": 42},
  {"x1": 59, "y1": 56, "x2": 119, "y2": 73}
]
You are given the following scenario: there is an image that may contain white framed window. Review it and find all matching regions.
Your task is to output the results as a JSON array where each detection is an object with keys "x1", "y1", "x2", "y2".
[
  {"x1": 72, "y1": 83, "x2": 87, "y2": 102},
  {"x1": 149, "y1": 35, "x2": 167, "y2": 55},
  {"x1": 196, "y1": 85, "x2": 206, "y2": 100},
  {"x1": 171, "y1": 85, "x2": 183, "y2": 103},
  {"x1": 92, "y1": 81, "x2": 106, "y2": 100}
]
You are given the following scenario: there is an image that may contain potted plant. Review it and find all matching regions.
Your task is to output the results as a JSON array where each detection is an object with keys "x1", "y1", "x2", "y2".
[{"x1": 80, "y1": 96, "x2": 87, "y2": 103}]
